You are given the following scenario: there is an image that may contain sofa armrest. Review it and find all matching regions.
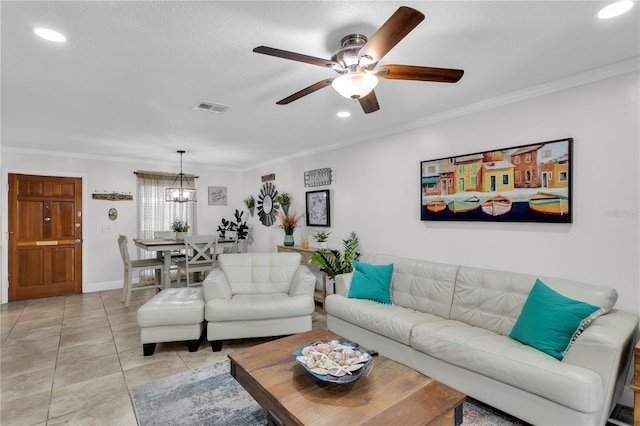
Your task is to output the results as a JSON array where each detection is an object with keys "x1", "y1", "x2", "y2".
[
  {"x1": 334, "y1": 272, "x2": 353, "y2": 296},
  {"x1": 562, "y1": 309, "x2": 638, "y2": 415},
  {"x1": 202, "y1": 268, "x2": 232, "y2": 302},
  {"x1": 289, "y1": 265, "x2": 316, "y2": 297}
]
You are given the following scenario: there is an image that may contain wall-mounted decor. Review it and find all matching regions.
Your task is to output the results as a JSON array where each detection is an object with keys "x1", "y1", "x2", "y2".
[
  {"x1": 108, "y1": 208, "x2": 118, "y2": 221},
  {"x1": 306, "y1": 190, "x2": 331, "y2": 227},
  {"x1": 421, "y1": 138, "x2": 572, "y2": 223},
  {"x1": 208, "y1": 186, "x2": 227, "y2": 205},
  {"x1": 92, "y1": 192, "x2": 133, "y2": 201},
  {"x1": 261, "y1": 173, "x2": 276, "y2": 182},
  {"x1": 304, "y1": 167, "x2": 333, "y2": 187},
  {"x1": 257, "y1": 182, "x2": 279, "y2": 226}
]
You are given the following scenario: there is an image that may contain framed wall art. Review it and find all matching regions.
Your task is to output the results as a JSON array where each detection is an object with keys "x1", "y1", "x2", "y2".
[
  {"x1": 306, "y1": 190, "x2": 331, "y2": 227},
  {"x1": 208, "y1": 186, "x2": 227, "y2": 205},
  {"x1": 421, "y1": 138, "x2": 572, "y2": 223}
]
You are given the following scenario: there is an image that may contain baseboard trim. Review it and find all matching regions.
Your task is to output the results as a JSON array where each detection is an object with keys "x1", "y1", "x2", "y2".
[{"x1": 83, "y1": 280, "x2": 122, "y2": 293}]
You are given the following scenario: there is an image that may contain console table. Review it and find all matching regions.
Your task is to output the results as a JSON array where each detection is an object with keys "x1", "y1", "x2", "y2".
[{"x1": 277, "y1": 245, "x2": 327, "y2": 310}]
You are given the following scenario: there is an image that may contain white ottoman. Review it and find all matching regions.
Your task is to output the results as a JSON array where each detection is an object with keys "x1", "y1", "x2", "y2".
[{"x1": 137, "y1": 287, "x2": 205, "y2": 356}]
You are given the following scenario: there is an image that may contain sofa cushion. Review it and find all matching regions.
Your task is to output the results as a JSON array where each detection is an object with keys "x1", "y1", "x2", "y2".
[
  {"x1": 347, "y1": 261, "x2": 393, "y2": 304},
  {"x1": 410, "y1": 320, "x2": 603, "y2": 414},
  {"x1": 205, "y1": 293, "x2": 314, "y2": 322},
  {"x1": 509, "y1": 279, "x2": 601, "y2": 360},
  {"x1": 219, "y1": 253, "x2": 301, "y2": 294},
  {"x1": 451, "y1": 266, "x2": 618, "y2": 337},
  {"x1": 325, "y1": 294, "x2": 441, "y2": 346},
  {"x1": 374, "y1": 254, "x2": 459, "y2": 319}
]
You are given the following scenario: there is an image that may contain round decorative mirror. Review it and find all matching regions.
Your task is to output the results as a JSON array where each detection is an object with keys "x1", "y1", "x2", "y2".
[{"x1": 257, "y1": 182, "x2": 278, "y2": 226}]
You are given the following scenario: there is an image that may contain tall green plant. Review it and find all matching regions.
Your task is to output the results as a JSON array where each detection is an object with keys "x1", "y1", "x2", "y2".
[{"x1": 308, "y1": 232, "x2": 361, "y2": 280}]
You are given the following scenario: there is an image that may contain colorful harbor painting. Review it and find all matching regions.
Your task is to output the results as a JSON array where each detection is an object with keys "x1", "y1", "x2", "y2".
[{"x1": 421, "y1": 138, "x2": 572, "y2": 223}]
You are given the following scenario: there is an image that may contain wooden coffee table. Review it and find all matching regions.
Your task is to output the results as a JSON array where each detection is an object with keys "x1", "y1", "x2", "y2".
[{"x1": 228, "y1": 329, "x2": 466, "y2": 425}]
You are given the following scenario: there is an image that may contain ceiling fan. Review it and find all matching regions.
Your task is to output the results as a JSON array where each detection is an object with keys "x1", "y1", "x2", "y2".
[{"x1": 253, "y1": 6, "x2": 464, "y2": 114}]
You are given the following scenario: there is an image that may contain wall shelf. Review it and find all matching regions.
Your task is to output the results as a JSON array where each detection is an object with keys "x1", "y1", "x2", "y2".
[{"x1": 92, "y1": 192, "x2": 133, "y2": 201}]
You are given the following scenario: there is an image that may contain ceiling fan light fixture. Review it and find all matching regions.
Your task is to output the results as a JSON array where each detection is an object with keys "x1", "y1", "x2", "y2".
[{"x1": 332, "y1": 73, "x2": 378, "y2": 99}]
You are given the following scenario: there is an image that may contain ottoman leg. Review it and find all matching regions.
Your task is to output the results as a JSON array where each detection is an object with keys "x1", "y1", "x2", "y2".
[
  {"x1": 143, "y1": 343, "x2": 156, "y2": 356},
  {"x1": 210, "y1": 340, "x2": 223, "y2": 352},
  {"x1": 187, "y1": 340, "x2": 200, "y2": 352}
]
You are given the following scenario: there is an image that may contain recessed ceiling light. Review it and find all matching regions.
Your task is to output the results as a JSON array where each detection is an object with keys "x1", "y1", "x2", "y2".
[
  {"x1": 597, "y1": 1, "x2": 634, "y2": 19},
  {"x1": 337, "y1": 111, "x2": 351, "y2": 118},
  {"x1": 34, "y1": 28, "x2": 66, "y2": 42}
]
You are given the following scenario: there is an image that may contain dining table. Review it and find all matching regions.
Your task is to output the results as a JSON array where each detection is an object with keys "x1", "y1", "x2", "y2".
[{"x1": 134, "y1": 237, "x2": 236, "y2": 288}]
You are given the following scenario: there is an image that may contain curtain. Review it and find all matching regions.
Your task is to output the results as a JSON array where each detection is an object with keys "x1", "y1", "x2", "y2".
[{"x1": 136, "y1": 171, "x2": 197, "y2": 268}]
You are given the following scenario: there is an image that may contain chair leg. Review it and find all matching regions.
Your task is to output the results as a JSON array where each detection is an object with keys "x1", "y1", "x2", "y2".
[
  {"x1": 121, "y1": 269, "x2": 128, "y2": 303},
  {"x1": 124, "y1": 269, "x2": 134, "y2": 307},
  {"x1": 176, "y1": 267, "x2": 181, "y2": 287}
]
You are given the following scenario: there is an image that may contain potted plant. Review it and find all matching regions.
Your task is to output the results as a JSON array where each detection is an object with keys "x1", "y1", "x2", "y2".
[
  {"x1": 244, "y1": 195, "x2": 256, "y2": 217},
  {"x1": 308, "y1": 232, "x2": 361, "y2": 281},
  {"x1": 170, "y1": 218, "x2": 190, "y2": 239},
  {"x1": 312, "y1": 230, "x2": 331, "y2": 249},
  {"x1": 217, "y1": 209, "x2": 249, "y2": 251},
  {"x1": 275, "y1": 192, "x2": 291, "y2": 216},
  {"x1": 274, "y1": 209, "x2": 305, "y2": 246}
]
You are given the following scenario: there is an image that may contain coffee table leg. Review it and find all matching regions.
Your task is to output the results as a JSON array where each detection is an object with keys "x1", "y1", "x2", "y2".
[
  {"x1": 455, "y1": 404, "x2": 463, "y2": 426},
  {"x1": 266, "y1": 411, "x2": 283, "y2": 426}
]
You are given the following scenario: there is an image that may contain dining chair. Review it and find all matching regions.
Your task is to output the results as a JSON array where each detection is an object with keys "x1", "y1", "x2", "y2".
[
  {"x1": 117, "y1": 235, "x2": 164, "y2": 306},
  {"x1": 153, "y1": 230, "x2": 185, "y2": 261},
  {"x1": 175, "y1": 235, "x2": 218, "y2": 287}
]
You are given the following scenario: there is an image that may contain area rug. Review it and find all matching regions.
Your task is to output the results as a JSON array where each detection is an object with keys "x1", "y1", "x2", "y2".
[{"x1": 130, "y1": 359, "x2": 526, "y2": 426}]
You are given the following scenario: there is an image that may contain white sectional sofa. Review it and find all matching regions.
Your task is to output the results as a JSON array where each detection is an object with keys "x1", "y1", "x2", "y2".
[{"x1": 325, "y1": 254, "x2": 638, "y2": 426}]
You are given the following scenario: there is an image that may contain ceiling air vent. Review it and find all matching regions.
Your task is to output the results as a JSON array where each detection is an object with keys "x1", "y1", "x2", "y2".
[{"x1": 192, "y1": 101, "x2": 230, "y2": 114}]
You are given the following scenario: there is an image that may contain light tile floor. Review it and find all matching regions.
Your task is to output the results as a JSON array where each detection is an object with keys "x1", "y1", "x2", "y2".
[{"x1": 1, "y1": 288, "x2": 327, "y2": 425}]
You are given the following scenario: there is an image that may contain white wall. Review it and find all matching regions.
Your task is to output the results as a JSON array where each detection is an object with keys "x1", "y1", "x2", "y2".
[
  {"x1": 2, "y1": 72, "x2": 638, "y2": 317},
  {"x1": 1, "y1": 152, "x2": 242, "y2": 302},
  {"x1": 244, "y1": 71, "x2": 639, "y2": 315}
]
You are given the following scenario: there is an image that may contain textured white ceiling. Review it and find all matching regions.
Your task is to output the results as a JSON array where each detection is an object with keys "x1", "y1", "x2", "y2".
[{"x1": 2, "y1": 1, "x2": 638, "y2": 170}]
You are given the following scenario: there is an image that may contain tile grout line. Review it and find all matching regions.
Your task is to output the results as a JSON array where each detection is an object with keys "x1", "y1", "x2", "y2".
[{"x1": 44, "y1": 296, "x2": 66, "y2": 426}]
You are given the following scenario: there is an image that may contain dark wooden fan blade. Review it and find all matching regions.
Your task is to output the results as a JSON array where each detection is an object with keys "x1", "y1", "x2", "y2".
[
  {"x1": 358, "y1": 7, "x2": 425, "y2": 65},
  {"x1": 276, "y1": 79, "x2": 334, "y2": 105},
  {"x1": 378, "y1": 64, "x2": 464, "y2": 83},
  {"x1": 253, "y1": 46, "x2": 341, "y2": 69},
  {"x1": 358, "y1": 90, "x2": 380, "y2": 114}
]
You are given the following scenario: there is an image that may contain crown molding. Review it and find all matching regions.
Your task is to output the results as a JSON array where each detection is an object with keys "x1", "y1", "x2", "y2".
[{"x1": 244, "y1": 57, "x2": 639, "y2": 172}]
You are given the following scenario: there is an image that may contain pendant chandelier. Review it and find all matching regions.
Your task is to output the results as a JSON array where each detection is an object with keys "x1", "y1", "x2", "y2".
[{"x1": 165, "y1": 150, "x2": 197, "y2": 203}]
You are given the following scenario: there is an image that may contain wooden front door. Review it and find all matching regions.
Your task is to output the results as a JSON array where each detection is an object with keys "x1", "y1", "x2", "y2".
[{"x1": 8, "y1": 174, "x2": 83, "y2": 301}]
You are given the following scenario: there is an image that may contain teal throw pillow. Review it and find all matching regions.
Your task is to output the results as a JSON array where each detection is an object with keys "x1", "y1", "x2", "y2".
[
  {"x1": 509, "y1": 279, "x2": 601, "y2": 360},
  {"x1": 347, "y1": 261, "x2": 393, "y2": 304}
]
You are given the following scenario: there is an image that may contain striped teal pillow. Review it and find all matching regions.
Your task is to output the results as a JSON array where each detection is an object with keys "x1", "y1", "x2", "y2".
[{"x1": 509, "y1": 279, "x2": 601, "y2": 360}]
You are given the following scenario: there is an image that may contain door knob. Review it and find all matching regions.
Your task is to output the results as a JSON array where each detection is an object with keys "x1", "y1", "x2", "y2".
[{"x1": 44, "y1": 217, "x2": 51, "y2": 222}]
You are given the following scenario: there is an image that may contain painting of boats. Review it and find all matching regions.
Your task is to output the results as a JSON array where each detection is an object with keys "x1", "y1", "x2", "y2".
[
  {"x1": 421, "y1": 138, "x2": 572, "y2": 223},
  {"x1": 481, "y1": 195, "x2": 512, "y2": 216},
  {"x1": 426, "y1": 198, "x2": 446, "y2": 213},
  {"x1": 447, "y1": 196, "x2": 481, "y2": 213},
  {"x1": 529, "y1": 192, "x2": 569, "y2": 215}
]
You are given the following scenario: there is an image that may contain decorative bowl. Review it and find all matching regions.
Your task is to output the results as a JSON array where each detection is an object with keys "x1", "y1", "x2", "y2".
[{"x1": 292, "y1": 340, "x2": 373, "y2": 384}]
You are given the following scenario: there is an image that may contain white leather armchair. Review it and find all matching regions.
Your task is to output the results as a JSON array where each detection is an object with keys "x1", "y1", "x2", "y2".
[{"x1": 203, "y1": 252, "x2": 316, "y2": 351}]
